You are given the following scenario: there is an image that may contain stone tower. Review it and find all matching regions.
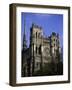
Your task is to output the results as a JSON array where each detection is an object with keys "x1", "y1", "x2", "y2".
[
  {"x1": 30, "y1": 23, "x2": 43, "y2": 74},
  {"x1": 50, "y1": 32, "x2": 61, "y2": 63}
]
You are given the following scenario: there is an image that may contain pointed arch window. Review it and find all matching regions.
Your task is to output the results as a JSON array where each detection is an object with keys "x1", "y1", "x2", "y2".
[
  {"x1": 36, "y1": 46, "x2": 37, "y2": 54},
  {"x1": 36, "y1": 32, "x2": 37, "y2": 38},
  {"x1": 39, "y1": 45, "x2": 41, "y2": 54}
]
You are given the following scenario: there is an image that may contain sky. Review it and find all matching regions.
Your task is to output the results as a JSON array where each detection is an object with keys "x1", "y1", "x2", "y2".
[{"x1": 21, "y1": 12, "x2": 63, "y2": 48}]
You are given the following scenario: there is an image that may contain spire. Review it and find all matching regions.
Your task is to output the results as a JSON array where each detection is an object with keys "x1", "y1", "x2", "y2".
[{"x1": 23, "y1": 16, "x2": 27, "y2": 50}]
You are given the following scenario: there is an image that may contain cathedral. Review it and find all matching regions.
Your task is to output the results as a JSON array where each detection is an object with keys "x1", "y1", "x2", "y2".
[{"x1": 21, "y1": 23, "x2": 62, "y2": 77}]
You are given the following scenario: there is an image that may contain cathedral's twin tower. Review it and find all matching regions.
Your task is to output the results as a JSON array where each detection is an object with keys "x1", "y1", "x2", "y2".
[{"x1": 30, "y1": 23, "x2": 43, "y2": 55}]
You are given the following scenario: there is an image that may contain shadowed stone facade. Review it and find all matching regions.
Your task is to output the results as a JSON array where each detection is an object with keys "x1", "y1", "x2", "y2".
[{"x1": 21, "y1": 23, "x2": 62, "y2": 77}]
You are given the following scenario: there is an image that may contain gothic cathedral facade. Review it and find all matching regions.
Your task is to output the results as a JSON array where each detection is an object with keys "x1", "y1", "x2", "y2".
[{"x1": 22, "y1": 23, "x2": 61, "y2": 77}]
